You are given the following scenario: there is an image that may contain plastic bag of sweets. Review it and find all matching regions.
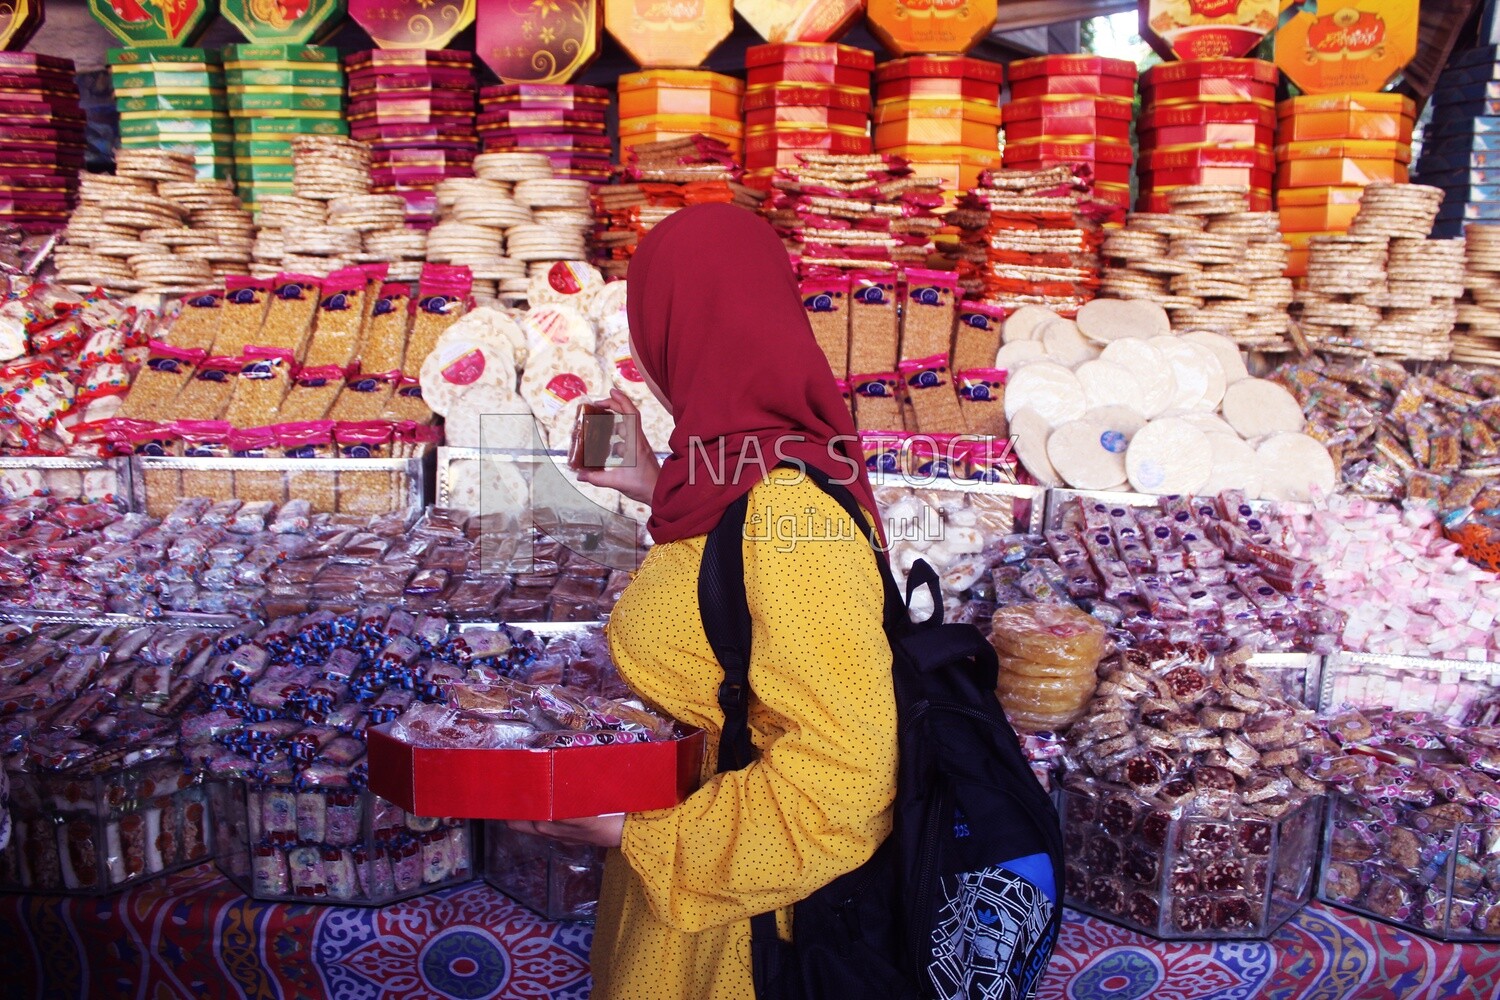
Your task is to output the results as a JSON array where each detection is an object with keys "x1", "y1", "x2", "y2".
[
  {"x1": 327, "y1": 373, "x2": 397, "y2": 423},
  {"x1": 276, "y1": 421, "x2": 338, "y2": 513},
  {"x1": 163, "y1": 288, "x2": 225, "y2": 353},
  {"x1": 303, "y1": 268, "x2": 372, "y2": 369},
  {"x1": 402, "y1": 265, "x2": 472, "y2": 379},
  {"x1": 229, "y1": 427, "x2": 287, "y2": 504},
  {"x1": 256, "y1": 275, "x2": 322, "y2": 359},
  {"x1": 224, "y1": 348, "x2": 296, "y2": 429},
  {"x1": 380, "y1": 378, "x2": 434, "y2": 426},
  {"x1": 210, "y1": 278, "x2": 275, "y2": 359},
  {"x1": 277, "y1": 363, "x2": 345, "y2": 423},
  {"x1": 118, "y1": 343, "x2": 203, "y2": 422},
  {"x1": 358, "y1": 283, "x2": 412, "y2": 377},
  {"x1": 168, "y1": 354, "x2": 239, "y2": 422}
]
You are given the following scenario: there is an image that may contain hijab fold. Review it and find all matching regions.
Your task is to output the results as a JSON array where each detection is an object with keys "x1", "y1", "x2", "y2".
[{"x1": 625, "y1": 203, "x2": 881, "y2": 545}]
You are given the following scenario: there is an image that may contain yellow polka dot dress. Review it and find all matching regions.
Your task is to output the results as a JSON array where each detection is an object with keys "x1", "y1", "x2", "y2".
[{"x1": 592, "y1": 469, "x2": 898, "y2": 1000}]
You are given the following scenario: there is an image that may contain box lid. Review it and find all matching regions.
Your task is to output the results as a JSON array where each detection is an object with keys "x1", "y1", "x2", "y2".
[
  {"x1": 874, "y1": 97, "x2": 1001, "y2": 125},
  {"x1": 1144, "y1": 145, "x2": 1274, "y2": 170},
  {"x1": 1007, "y1": 54, "x2": 1137, "y2": 81},
  {"x1": 744, "y1": 82, "x2": 871, "y2": 113},
  {"x1": 747, "y1": 42, "x2": 875, "y2": 70},
  {"x1": 1004, "y1": 94, "x2": 1134, "y2": 122},
  {"x1": 1140, "y1": 101, "x2": 1276, "y2": 130},
  {"x1": 1005, "y1": 136, "x2": 1134, "y2": 164}
]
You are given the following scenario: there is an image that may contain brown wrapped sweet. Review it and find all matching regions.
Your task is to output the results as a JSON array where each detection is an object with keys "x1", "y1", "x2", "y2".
[{"x1": 990, "y1": 603, "x2": 1107, "y2": 731}]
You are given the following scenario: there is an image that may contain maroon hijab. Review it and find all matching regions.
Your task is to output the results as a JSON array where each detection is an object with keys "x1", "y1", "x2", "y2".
[{"x1": 625, "y1": 203, "x2": 881, "y2": 545}]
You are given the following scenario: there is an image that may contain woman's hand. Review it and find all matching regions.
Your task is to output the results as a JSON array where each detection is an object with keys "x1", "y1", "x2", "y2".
[
  {"x1": 576, "y1": 389, "x2": 661, "y2": 506},
  {"x1": 507, "y1": 814, "x2": 625, "y2": 849}
]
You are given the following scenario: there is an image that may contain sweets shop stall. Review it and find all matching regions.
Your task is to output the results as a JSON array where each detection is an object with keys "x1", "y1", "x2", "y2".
[{"x1": 6, "y1": 0, "x2": 1500, "y2": 994}]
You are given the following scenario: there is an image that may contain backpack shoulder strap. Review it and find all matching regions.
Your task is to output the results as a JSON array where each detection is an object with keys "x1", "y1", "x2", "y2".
[{"x1": 701, "y1": 487, "x2": 756, "y2": 774}]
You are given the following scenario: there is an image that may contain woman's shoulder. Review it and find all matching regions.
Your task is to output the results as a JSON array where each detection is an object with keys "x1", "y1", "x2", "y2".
[{"x1": 749, "y1": 466, "x2": 862, "y2": 508}]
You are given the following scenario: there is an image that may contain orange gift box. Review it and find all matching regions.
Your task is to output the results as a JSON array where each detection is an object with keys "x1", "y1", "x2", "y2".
[
  {"x1": 1279, "y1": 201, "x2": 1361, "y2": 233},
  {"x1": 1275, "y1": 158, "x2": 1408, "y2": 188},
  {"x1": 876, "y1": 118, "x2": 997, "y2": 147},
  {"x1": 866, "y1": 0, "x2": 998, "y2": 56},
  {"x1": 619, "y1": 112, "x2": 743, "y2": 138},
  {"x1": 874, "y1": 97, "x2": 1001, "y2": 125},
  {"x1": 1277, "y1": 110, "x2": 1413, "y2": 143},
  {"x1": 878, "y1": 142, "x2": 1000, "y2": 166},
  {"x1": 901, "y1": 158, "x2": 988, "y2": 192},
  {"x1": 1276, "y1": 91, "x2": 1415, "y2": 119},
  {"x1": 748, "y1": 105, "x2": 869, "y2": 129},
  {"x1": 734, "y1": 1, "x2": 864, "y2": 46},
  {"x1": 618, "y1": 70, "x2": 743, "y2": 118},
  {"x1": 604, "y1": 0, "x2": 733, "y2": 70},
  {"x1": 1275, "y1": 0, "x2": 1419, "y2": 95},
  {"x1": 1273, "y1": 137, "x2": 1411, "y2": 163},
  {"x1": 367, "y1": 725, "x2": 707, "y2": 821},
  {"x1": 1007, "y1": 117, "x2": 1132, "y2": 143},
  {"x1": 744, "y1": 82, "x2": 871, "y2": 113}
]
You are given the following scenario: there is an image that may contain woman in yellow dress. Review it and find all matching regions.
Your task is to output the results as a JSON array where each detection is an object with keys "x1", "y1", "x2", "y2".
[{"x1": 508, "y1": 202, "x2": 899, "y2": 998}]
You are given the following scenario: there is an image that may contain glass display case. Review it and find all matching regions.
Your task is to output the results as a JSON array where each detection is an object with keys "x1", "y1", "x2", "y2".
[{"x1": 484, "y1": 821, "x2": 604, "y2": 921}]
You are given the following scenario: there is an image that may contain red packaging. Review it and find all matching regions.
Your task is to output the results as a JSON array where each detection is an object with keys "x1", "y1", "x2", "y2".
[
  {"x1": 1142, "y1": 78, "x2": 1276, "y2": 106},
  {"x1": 874, "y1": 77, "x2": 1001, "y2": 102},
  {"x1": 745, "y1": 128, "x2": 871, "y2": 156},
  {"x1": 743, "y1": 82, "x2": 872, "y2": 113},
  {"x1": 1009, "y1": 75, "x2": 1136, "y2": 101},
  {"x1": 366, "y1": 724, "x2": 706, "y2": 821},
  {"x1": 1003, "y1": 157, "x2": 1132, "y2": 187},
  {"x1": 334, "y1": 420, "x2": 394, "y2": 457},
  {"x1": 229, "y1": 426, "x2": 276, "y2": 457},
  {"x1": 1004, "y1": 95, "x2": 1133, "y2": 123},
  {"x1": 1143, "y1": 145, "x2": 1274, "y2": 171},
  {"x1": 479, "y1": 83, "x2": 610, "y2": 104},
  {"x1": 747, "y1": 63, "x2": 872, "y2": 89},
  {"x1": 747, "y1": 42, "x2": 875, "y2": 69},
  {"x1": 1007, "y1": 54, "x2": 1137, "y2": 80},
  {"x1": 1004, "y1": 137, "x2": 1134, "y2": 164},
  {"x1": 1004, "y1": 117, "x2": 1133, "y2": 143},
  {"x1": 745, "y1": 105, "x2": 869, "y2": 129},
  {"x1": 1140, "y1": 101, "x2": 1277, "y2": 131},
  {"x1": 1142, "y1": 58, "x2": 1277, "y2": 86},
  {"x1": 347, "y1": 67, "x2": 476, "y2": 94},
  {"x1": 874, "y1": 55, "x2": 1003, "y2": 84}
]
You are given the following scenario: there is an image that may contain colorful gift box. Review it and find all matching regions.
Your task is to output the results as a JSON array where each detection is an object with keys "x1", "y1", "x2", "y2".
[{"x1": 619, "y1": 69, "x2": 743, "y2": 118}]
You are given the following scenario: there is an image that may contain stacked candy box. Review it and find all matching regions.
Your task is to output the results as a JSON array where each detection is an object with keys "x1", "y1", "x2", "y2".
[
  {"x1": 1003, "y1": 55, "x2": 1135, "y2": 210},
  {"x1": 0, "y1": 52, "x2": 84, "y2": 231},
  {"x1": 874, "y1": 55, "x2": 1000, "y2": 196},
  {"x1": 744, "y1": 43, "x2": 873, "y2": 183},
  {"x1": 346, "y1": 50, "x2": 478, "y2": 228},
  {"x1": 1138, "y1": 59, "x2": 1276, "y2": 213},
  {"x1": 109, "y1": 48, "x2": 231, "y2": 183},
  {"x1": 1417, "y1": 47, "x2": 1500, "y2": 237},
  {"x1": 478, "y1": 84, "x2": 610, "y2": 183},
  {"x1": 621, "y1": 70, "x2": 743, "y2": 167}
]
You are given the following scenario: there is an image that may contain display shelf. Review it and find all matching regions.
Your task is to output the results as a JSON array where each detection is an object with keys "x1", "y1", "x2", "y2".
[
  {"x1": 870, "y1": 470, "x2": 1050, "y2": 532},
  {"x1": 0, "y1": 455, "x2": 132, "y2": 504},
  {"x1": 0, "y1": 607, "x2": 243, "y2": 629},
  {"x1": 130, "y1": 456, "x2": 425, "y2": 518},
  {"x1": 1318, "y1": 651, "x2": 1500, "y2": 717}
]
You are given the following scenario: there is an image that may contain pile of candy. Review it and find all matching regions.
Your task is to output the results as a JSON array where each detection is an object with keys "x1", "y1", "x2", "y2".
[
  {"x1": 0, "y1": 279, "x2": 154, "y2": 455},
  {"x1": 0, "y1": 620, "x2": 221, "y2": 893},
  {"x1": 1269, "y1": 357, "x2": 1500, "y2": 509},
  {"x1": 0, "y1": 497, "x2": 635, "y2": 623},
  {"x1": 986, "y1": 493, "x2": 1342, "y2": 654},
  {"x1": 1315, "y1": 709, "x2": 1500, "y2": 936},
  {"x1": 1277, "y1": 496, "x2": 1500, "y2": 662}
]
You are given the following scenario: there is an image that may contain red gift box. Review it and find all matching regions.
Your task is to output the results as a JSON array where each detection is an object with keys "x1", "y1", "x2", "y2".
[
  {"x1": 748, "y1": 42, "x2": 875, "y2": 70},
  {"x1": 1143, "y1": 78, "x2": 1276, "y2": 106},
  {"x1": 1004, "y1": 117, "x2": 1132, "y2": 143},
  {"x1": 1010, "y1": 74, "x2": 1135, "y2": 101},
  {"x1": 1008, "y1": 54, "x2": 1136, "y2": 81},
  {"x1": 1139, "y1": 123, "x2": 1274, "y2": 149},
  {"x1": 1004, "y1": 95, "x2": 1133, "y2": 123},
  {"x1": 744, "y1": 82, "x2": 872, "y2": 114},
  {"x1": 748, "y1": 63, "x2": 872, "y2": 89},
  {"x1": 1140, "y1": 101, "x2": 1277, "y2": 131},
  {"x1": 366, "y1": 724, "x2": 706, "y2": 821},
  {"x1": 1003, "y1": 156, "x2": 1132, "y2": 187},
  {"x1": 1141, "y1": 58, "x2": 1277, "y2": 86}
]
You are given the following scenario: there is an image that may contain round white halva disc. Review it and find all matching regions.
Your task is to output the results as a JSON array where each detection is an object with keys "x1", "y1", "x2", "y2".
[
  {"x1": 1126, "y1": 417, "x2": 1214, "y2": 495},
  {"x1": 1173, "y1": 411, "x2": 1237, "y2": 437},
  {"x1": 1048, "y1": 416, "x2": 1131, "y2": 490},
  {"x1": 1201, "y1": 433, "x2": 1263, "y2": 497},
  {"x1": 445, "y1": 383, "x2": 530, "y2": 449},
  {"x1": 1076, "y1": 360, "x2": 1142, "y2": 410},
  {"x1": 1100, "y1": 338, "x2": 1177, "y2": 417},
  {"x1": 1003, "y1": 361, "x2": 1086, "y2": 428},
  {"x1": 1038, "y1": 318, "x2": 1098, "y2": 366},
  {"x1": 1181, "y1": 331, "x2": 1249, "y2": 383},
  {"x1": 1150, "y1": 335, "x2": 1213, "y2": 412},
  {"x1": 1221, "y1": 378, "x2": 1305, "y2": 438},
  {"x1": 1003, "y1": 305, "x2": 1060, "y2": 344},
  {"x1": 1257, "y1": 432, "x2": 1336, "y2": 502},
  {"x1": 994, "y1": 340, "x2": 1048, "y2": 372},
  {"x1": 1084, "y1": 404, "x2": 1148, "y2": 441},
  {"x1": 1178, "y1": 340, "x2": 1227, "y2": 410},
  {"x1": 1076, "y1": 297, "x2": 1171, "y2": 343},
  {"x1": 1010, "y1": 407, "x2": 1063, "y2": 487}
]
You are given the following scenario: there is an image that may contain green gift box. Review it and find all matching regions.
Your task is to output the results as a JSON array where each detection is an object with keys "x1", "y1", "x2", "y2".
[
  {"x1": 230, "y1": 115, "x2": 348, "y2": 136},
  {"x1": 115, "y1": 91, "x2": 228, "y2": 113}
]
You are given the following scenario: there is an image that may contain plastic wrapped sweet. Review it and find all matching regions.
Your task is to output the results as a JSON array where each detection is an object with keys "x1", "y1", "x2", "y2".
[
  {"x1": 484, "y1": 821, "x2": 603, "y2": 920},
  {"x1": 991, "y1": 602, "x2": 1107, "y2": 731}
]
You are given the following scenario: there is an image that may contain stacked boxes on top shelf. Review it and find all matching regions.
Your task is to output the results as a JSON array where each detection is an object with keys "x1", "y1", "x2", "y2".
[
  {"x1": 109, "y1": 48, "x2": 229, "y2": 183},
  {"x1": 1004, "y1": 55, "x2": 1134, "y2": 211},
  {"x1": 874, "y1": 55, "x2": 1000, "y2": 196},
  {"x1": 745, "y1": 43, "x2": 873, "y2": 184}
]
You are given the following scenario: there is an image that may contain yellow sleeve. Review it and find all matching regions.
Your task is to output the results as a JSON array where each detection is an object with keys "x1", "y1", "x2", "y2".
[{"x1": 619, "y1": 474, "x2": 898, "y2": 933}]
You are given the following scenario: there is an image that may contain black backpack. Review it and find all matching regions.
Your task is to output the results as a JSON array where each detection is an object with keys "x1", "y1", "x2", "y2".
[{"x1": 699, "y1": 465, "x2": 1065, "y2": 1000}]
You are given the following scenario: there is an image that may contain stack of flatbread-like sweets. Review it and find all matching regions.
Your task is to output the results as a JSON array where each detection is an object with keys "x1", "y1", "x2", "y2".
[
  {"x1": 1452, "y1": 223, "x2": 1500, "y2": 366},
  {"x1": 999, "y1": 296, "x2": 1336, "y2": 503},
  {"x1": 592, "y1": 136, "x2": 764, "y2": 281},
  {"x1": 949, "y1": 164, "x2": 1105, "y2": 313},
  {"x1": 761, "y1": 152, "x2": 945, "y2": 275}
]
